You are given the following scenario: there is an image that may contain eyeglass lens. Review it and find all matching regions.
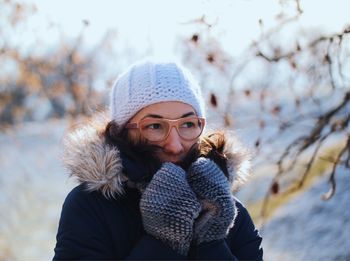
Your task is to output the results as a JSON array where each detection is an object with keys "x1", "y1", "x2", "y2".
[{"x1": 139, "y1": 117, "x2": 203, "y2": 141}]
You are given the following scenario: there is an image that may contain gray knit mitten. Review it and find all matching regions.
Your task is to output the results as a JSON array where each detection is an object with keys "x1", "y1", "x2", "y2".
[
  {"x1": 140, "y1": 162, "x2": 201, "y2": 256},
  {"x1": 188, "y1": 157, "x2": 237, "y2": 245}
]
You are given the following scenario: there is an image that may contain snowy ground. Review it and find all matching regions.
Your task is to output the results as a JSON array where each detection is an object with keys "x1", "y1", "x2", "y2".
[
  {"x1": 0, "y1": 118, "x2": 349, "y2": 260},
  {"x1": 261, "y1": 166, "x2": 350, "y2": 261},
  {"x1": 0, "y1": 119, "x2": 75, "y2": 261}
]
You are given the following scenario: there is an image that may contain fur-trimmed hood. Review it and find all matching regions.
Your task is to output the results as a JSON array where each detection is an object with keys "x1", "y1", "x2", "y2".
[{"x1": 62, "y1": 120, "x2": 252, "y2": 199}]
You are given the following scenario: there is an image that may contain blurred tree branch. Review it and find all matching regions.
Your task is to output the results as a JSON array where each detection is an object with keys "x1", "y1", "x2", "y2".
[
  {"x1": 179, "y1": 1, "x2": 350, "y2": 222},
  {"x1": 0, "y1": 0, "x2": 116, "y2": 128}
]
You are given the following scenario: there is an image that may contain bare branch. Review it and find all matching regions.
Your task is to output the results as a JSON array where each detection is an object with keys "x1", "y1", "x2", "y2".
[
  {"x1": 256, "y1": 28, "x2": 350, "y2": 63},
  {"x1": 295, "y1": 0, "x2": 303, "y2": 14},
  {"x1": 322, "y1": 134, "x2": 350, "y2": 200},
  {"x1": 326, "y1": 38, "x2": 337, "y2": 90}
]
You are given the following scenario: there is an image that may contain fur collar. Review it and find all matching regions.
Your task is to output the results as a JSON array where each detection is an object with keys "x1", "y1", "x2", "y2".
[{"x1": 62, "y1": 120, "x2": 252, "y2": 199}]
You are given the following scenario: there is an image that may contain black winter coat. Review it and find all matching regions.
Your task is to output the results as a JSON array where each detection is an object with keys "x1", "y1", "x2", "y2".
[{"x1": 53, "y1": 123, "x2": 263, "y2": 260}]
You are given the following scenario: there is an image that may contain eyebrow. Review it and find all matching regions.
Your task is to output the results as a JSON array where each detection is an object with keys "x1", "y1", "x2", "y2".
[{"x1": 141, "y1": 112, "x2": 195, "y2": 120}]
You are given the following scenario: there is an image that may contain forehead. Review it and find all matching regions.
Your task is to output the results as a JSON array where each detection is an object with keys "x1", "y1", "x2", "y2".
[{"x1": 131, "y1": 101, "x2": 196, "y2": 121}]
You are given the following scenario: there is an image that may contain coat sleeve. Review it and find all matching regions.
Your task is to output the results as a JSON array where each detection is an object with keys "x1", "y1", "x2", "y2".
[
  {"x1": 226, "y1": 200, "x2": 263, "y2": 260},
  {"x1": 126, "y1": 234, "x2": 186, "y2": 260},
  {"x1": 53, "y1": 185, "x2": 187, "y2": 260},
  {"x1": 193, "y1": 199, "x2": 263, "y2": 260}
]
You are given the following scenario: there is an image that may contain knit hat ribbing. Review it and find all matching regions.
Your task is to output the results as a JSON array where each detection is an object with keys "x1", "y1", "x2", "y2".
[{"x1": 110, "y1": 60, "x2": 205, "y2": 127}]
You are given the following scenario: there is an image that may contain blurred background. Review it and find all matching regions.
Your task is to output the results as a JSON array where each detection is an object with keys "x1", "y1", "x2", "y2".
[{"x1": 1, "y1": 0, "x2": 349, "y2": 260}]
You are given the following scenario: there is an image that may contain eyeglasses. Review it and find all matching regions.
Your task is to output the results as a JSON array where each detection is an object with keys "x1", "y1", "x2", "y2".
[{"x1": 125, "y1": 116, "x2": 205, "y2": 142}]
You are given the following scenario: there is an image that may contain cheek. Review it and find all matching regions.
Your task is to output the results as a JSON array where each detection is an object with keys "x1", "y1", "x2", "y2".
[
  {"x1": 147, "y1": 138, "x2": 199, "y2": 156},
  {"x1": 152, "y1": 139, "x2": 197, "y2": 149},
  {"x1": 183, "y1": 140, "x2": 199, "y2": 153}
]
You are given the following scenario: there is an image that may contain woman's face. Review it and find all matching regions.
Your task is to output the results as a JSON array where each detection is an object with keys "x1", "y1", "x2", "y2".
[{"x1": 127, "y1": 101, "x2": 201, "y2": 164}]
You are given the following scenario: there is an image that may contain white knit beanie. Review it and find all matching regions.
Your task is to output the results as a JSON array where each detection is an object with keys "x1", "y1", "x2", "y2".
[{"x1": 110, "y1": 60, "x2": 206, "y2": 127}]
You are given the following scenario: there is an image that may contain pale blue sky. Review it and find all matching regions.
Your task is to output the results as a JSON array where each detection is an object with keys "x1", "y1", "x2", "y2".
[{"x1": 16, "y1": 0, "x2": 350, "y2": 58}]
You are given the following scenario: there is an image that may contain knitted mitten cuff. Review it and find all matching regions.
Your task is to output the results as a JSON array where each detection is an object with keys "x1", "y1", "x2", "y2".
[
  {"x1": 188, "y1": 157, "x2": 237, "y2": 244},
  {"x1": 140, "y1": 162, "x2": 201, "y2": 255}
]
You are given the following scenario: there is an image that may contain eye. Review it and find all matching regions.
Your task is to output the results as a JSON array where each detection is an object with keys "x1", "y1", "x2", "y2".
[
  {"x1": 145, "y1": 123, "x2": 162, "y2": 129},
  {"x1": 181, "y1": 121, "x2": 196, "y2": 128}
]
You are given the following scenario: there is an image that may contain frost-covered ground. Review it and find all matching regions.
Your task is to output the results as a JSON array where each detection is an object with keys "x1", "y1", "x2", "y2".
[
  {"x1": 0, "y1": 119, "x2": 75, "y2": 261},
  {"x1": 261, "y1": 166, "x2": 350, "y2": 261},
  {"x1": 0, "y1": 118, "x2": 348, "y2": 260}
]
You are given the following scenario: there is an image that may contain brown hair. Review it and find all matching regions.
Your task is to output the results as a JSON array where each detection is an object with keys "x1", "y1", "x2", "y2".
[
  {"x1": 104, "y1": 120, "x2": 162, "y2": 181},
  {"x1": 199, "y1": 132, "x2": 229, "y2": 177}
]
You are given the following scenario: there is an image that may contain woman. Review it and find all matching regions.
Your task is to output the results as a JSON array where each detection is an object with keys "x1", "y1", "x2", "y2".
[{"x1": 53, "y1": 60, "x2": 263, "y2": 260}]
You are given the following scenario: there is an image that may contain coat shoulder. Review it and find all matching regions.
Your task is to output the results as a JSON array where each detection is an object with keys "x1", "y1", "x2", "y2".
[
  {"x1": 55, "y1": 184, "x2": 143, "y2": 259},
  {"x1": 63, "y1": 183, "x2": 110, "y2": 211},
  {"x1": 62, "y1": 183, "x2": 139, "y2": 217},
  {"x1": 58, "y1": 184, "x2": 116, "y2": 232}
]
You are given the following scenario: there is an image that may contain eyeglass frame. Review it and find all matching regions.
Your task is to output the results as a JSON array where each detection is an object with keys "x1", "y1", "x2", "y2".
[{"x1": 125, "y1": 116, "x2": 206, "y2": 142}]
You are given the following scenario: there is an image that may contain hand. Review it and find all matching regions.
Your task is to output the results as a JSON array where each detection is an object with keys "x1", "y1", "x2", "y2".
[
  {"x1": 140, "y1": 163, "x2": 201, "y2": 255},
  {"x1": 187, "y1": 157, "x2": 237, "y2": 245}
]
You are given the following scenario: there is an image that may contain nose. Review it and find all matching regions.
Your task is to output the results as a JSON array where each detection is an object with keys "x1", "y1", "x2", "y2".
[{"x1": 162, "y1": 127, "x2": 184, "y2": 154}]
